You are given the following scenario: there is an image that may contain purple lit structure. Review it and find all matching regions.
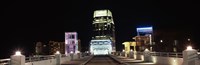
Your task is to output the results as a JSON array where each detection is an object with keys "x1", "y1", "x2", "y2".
[{"x1": 65, "y1": 32, "x2": 78, "y2": 55}]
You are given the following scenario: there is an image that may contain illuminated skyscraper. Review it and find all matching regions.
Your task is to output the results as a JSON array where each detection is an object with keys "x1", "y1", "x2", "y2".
[{"x1": 90, "y1": 9, "x2": 116, "y2": 55}]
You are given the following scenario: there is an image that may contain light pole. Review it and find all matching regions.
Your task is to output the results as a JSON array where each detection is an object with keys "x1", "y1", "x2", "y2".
[
  {"x1": 160, "y1": 40, "x2": 163, "y2": 43},
  {"x1": 187, "y1": 38, "x2": 191, "y2": 45}
]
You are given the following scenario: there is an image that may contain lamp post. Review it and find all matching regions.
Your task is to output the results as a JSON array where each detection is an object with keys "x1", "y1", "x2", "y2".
[
  {"x1": 70, "y1": 51, "x2": 74, "y2": 60},
  {"x1": 188, "y1": 38, "x2": 191, "y2": 45},
  {"x1": 183, "y1": 46, "x2": 198, "y2": 65},
  {"x1": 55, "y1": 51, "x2": 61, "y2": 65},
  {"x1": 11, "y1": 51, "x2": 25, "y2": 65},
  {"x1": 160, "y1": 40, "x2": 163, "y2": 43}
]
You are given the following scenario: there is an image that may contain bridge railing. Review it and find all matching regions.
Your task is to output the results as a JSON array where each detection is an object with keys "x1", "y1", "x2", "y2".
[
  {"x1": 0, "y1": 58, "x2": 10, "y2": 65},
  {"x1": 198, "y1": 52, "x2": 200, "y2": 59},
  {"x1": 150, "y1": 52, "x2": 183, "y2": 58},
  {"x1": 25, "y1": 55, "x2": 56, "y2": 63}
]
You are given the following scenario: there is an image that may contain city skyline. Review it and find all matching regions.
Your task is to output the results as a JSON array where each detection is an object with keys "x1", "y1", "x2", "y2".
[{"x1": 1, "y1": 0, "x2": 200, "y2": 58}]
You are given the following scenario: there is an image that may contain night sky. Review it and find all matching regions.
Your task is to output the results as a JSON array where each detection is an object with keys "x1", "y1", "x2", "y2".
[{"x1": 1, "y1": 0, "x2": 200, "y2": 58}]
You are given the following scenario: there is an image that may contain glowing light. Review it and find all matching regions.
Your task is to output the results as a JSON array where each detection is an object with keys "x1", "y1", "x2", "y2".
[
  {"x1": 70, "y1": 51, "x2": 73, "y2": 54},
  {"x1": 122, "y1": 49, "x2": 125, "y2": 52},
  {"x1": 94, "y1": 10, "x2": 112, "y2": 17},
  {"x1": 145, "y1": 48, "x2": 149, "y2": 51},
  {"x1": 77, "y1": 51, "x2": 80, "y2": 53},
  {"x1": 186, "y1": 46, "x2": 193, "y2": 50},
  {"x1": 15, "y1": 51, "x2": 21, "y2": 56},
  {"x1": 152, "y1": 56, "x2": 157, "y2": 63},
  {"x1": 130, "y1": 49, "x2": 133, "y2": 52},
  {"x1": 90, "y1": 39, "x2": 112, "y2": 55},
  {"x1": 160, "y1": 40, "x2": 163, "y2": 43},
  {"x1": 55, "y1": 51, "x2": 60, "y2": 54},
  {"x1": 136, "y1": 27, "x2": 153, "y2": 33},
  {"x1": 188, "y1": 38, "x2": 190, "y2": 41},
  {"x1": 173, "y1": 59, "x2": 176, "y2": 62}
]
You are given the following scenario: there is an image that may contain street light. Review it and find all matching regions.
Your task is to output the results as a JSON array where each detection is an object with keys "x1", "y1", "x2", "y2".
[
  {"x1": 15, "y1": 51, "x2": 22, "y2": 56},
  {"x1": 186, "y1": 46, "x2": 193, "y2": 50},
  {"x1": 122, "y1": 49, "x2": 125, "y2": 52},
  {"x1": 187, "y1": 38, "x2": 191, "y2": 45},
  {"x1": 160, "y1": 40, "x2": 163, "y2": 43},
  {"x1": 187, "y1": 38, "x2": 190, "y2": 41},
  {"x1": 130, "y1": 49, "x2": 133, "y2": 52},
  {"x1": 55, "y1": 51, "x2": 60, "y2": 54}
]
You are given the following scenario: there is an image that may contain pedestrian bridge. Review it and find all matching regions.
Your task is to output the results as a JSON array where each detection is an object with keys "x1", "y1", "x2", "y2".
[{"x1": 1, "y1": 50, "x2": 200, "y2": 65}]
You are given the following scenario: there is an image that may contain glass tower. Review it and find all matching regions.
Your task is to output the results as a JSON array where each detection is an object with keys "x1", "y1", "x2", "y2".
[{"x1": 92, "y1": 9, "x2": 116, "y2": 52}]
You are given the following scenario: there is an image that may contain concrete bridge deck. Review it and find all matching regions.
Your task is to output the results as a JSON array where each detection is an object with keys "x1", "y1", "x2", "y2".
[
  {"x1": 111, "y1": 55, "x2": 179, "y2": 65},
  {"x1": 61, "y1": 56, "x2": 92, "y2": 65},
  {"x1": 61, "y1": 55, "x2": 174, "y2": 65}
]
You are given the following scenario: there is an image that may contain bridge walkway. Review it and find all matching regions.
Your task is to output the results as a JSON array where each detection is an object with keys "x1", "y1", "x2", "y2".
[
  {"x1": 61, "y1": 56, "x2": 92, "y2": 65},
  {"x1": 111, "y1": 55, "x2": 173, "y2": 65}
]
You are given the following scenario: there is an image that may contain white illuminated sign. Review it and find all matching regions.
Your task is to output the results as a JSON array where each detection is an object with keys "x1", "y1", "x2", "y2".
[{"x1": 137, "y1": 27, "x2": 153, "y2": 33}]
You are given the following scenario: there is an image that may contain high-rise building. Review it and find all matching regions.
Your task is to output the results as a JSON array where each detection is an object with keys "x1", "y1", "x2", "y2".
[
  {"x1": 35, "y1": 42, "x2": 43, "y2": 55},
  {"x1": 90, "y1": 9, "x2": 116, "y2": 55}
]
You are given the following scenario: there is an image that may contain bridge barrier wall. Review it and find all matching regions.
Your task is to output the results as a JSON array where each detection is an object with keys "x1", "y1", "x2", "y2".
[
  {"x1": 195, "y1": 59, "x2": 200, "y2": 65},
  {"x1": 136, "y1": 53, "x2": 200, "y2": 65},
  {"x1": 0, "y1": 52, "x2": 89, "y2": 65},
  {"x1": 152, "y1": 56, "x2": 183, "y2": 65},
  {"x1": 25, "y1": 54, "x2": 79, "y2": 65},
  {"x1": 60, "y1": 56, "x2": 71, "y2": 64},
  {"x1": 25, "y1": 59, "x2": 56, "y2": 65},
  {"x1": 135, "y1": 52, "x2": 183, "y2": 65}
]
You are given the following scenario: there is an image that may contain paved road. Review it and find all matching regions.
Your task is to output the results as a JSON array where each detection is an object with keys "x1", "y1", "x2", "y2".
[{"x1": 85, "y1": 55, "x2": 125, "y2": 65}]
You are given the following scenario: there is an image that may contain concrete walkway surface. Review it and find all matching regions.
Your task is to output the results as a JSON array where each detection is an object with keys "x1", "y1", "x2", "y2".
[{"x1": 61, "y1": 56, "x2": 92, "y2": 65}]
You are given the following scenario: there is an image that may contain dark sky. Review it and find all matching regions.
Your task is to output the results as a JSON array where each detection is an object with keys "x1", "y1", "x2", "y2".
[{"x1": 1, "y1": 0, "x2": 200, "y2": 58}]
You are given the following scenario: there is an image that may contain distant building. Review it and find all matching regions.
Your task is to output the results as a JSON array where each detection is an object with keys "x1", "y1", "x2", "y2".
[
  {"x1": 35, "y1": 42, "x2": 43, "y2": 55},
  {"x1": 153, "y1": 30, "x2": 189, "y2": 52},
  {"x1": 78, "y1": 39, "x2": 81, "y2": 52},
  {"x1": 35, "y1": 41, "x2": 65, "y2": 55},
  {"x1": 90, "y1": 9, "x2": 116, "y2": 55},
  {"x1": 49, "y1": 41, "x2": 65, "y2": 54},
  {"x1": 133, "y1": 27, "x2": 153, "y2": 51},
  {"x1": 35, "y1": 42, "x2": 49, "y2": 55},
  {"x1": 122, "y1": 41, "x2": 136, "y2": 54},
  {"x1": 65, "y1": 32, "x2": 78, "y2": 54}
]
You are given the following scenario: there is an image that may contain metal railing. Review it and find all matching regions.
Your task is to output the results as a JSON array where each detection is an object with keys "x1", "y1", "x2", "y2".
[
  {"x1": 0, "y1": 58, "x2": 10, "y2": 65},
  {"x1": 25, "y1": 55, "x2": 56, "y2": 63},
  {"x1": 0, "y1": 55, "x2": 57, "y2": 65},
  {"x1": 150, "y1": 52, "x2": 183, "y2": 58}
]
